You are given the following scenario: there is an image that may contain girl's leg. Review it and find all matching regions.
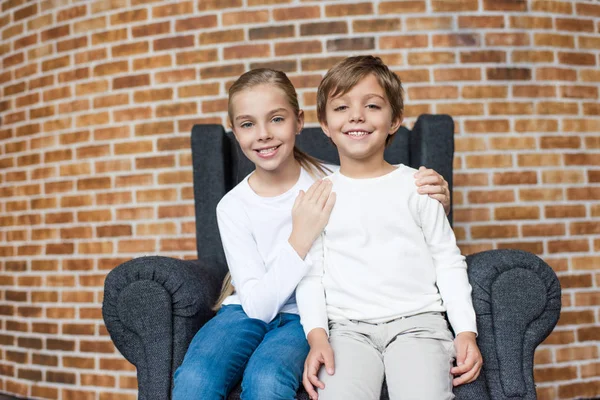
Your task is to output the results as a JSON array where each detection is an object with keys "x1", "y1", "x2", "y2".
[
  {"x1": 318, "y1": 320, "x2": 384, "y2": 400},
  {"x1": 383, "y1": 313, "x2": 455, "y2": 400},
  {"x1": 172, "y1": 305, "x2": 268, "y2": 400},
  {"x1": 240, "y1": 313, "x2": 309, "y2": 400}
]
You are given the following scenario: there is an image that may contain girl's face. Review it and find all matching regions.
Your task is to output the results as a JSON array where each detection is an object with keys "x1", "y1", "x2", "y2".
[{"x1": 230, "y1": 84, "x2": 304, "y2": 174}]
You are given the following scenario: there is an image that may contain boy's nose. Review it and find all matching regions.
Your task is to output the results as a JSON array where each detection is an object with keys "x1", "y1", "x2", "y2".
[{"x1": 349, "y1": 108, "x2": 365, "y2": 123}]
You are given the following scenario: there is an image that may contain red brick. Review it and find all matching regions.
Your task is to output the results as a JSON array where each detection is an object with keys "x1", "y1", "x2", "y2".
[
  {"x1": 380, "y1": 35, "x2": 428, "y2": 49},
  {"x1": 353, "y1": 18, "x2": 401, "y2": 33},
  {"x1": 548, "y1": 239, "x2": 589, "y2": 253},
  {"x1": 152, "y1": 1, "x2": 192, "y2": 17},
  {"x1": 154, "y1": 35, "x2": 194, "y2": 51},
  {"x1": 176, "y1": 15, "x2": 217, "y2": 31},
  {"x1": 532, "y1": 0, "x2": 573, "y2": 14},
  {"x1": 558, "y1": 381, "x2": 600, "y2": 399},
  {"x1": 155, "y1": 68, "x2": 196, "y2": 83},
  {"x1": 113, "y1": 74, "x2": 150, "y2": 90},
  {"x1": 379, "y1": 0, "x2": 426, "y2": 14},
  {"x1": 558, "y1": 52, "x2": 596, "y2": 66},
  {"x1": 537, "y1": 67, "x2": 577, "y2": 81}
]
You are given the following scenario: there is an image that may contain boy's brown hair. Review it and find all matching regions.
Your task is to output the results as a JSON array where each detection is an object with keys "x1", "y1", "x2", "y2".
[{"x1": 316, "y1": 55, "x2": 404, "y2": 144}]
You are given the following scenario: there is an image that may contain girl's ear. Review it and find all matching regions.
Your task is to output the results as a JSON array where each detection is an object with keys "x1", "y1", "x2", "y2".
[{"x1": 297, "y1": 109, "x2": 305, "y2": 135}]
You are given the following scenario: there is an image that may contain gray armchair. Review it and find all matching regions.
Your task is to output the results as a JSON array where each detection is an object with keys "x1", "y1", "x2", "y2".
[{"x1": 102, "y1": 114, "x2": 561, "y2": 400}]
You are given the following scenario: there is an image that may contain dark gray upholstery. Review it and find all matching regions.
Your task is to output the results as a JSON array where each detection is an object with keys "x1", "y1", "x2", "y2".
[{"x1": 102, "y1": 114, "x2": 561, "y2": 400}]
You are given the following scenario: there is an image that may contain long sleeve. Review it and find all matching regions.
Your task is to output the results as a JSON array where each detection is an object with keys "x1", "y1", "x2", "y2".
[
  {"x1": 216, "y1": 201, "x2": 311, "y2": 323},
  {"x1": 417, "y1": 194, "x2": 477, "y2": 335},
  {"x1": 296, "y1": 233, "x2": 329, "y2": 337}
]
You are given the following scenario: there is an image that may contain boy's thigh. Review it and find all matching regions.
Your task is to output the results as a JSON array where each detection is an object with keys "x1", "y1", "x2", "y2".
[
  {"x1": 384, "y1": 314, "x2": 455, "y2": 400},
  {"x1": 318, "y1": 328, "x2": 384, "y2": 400}
]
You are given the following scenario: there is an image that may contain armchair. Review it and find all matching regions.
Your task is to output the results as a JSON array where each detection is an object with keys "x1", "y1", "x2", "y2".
[{"x1": 103, "y1": 114, "x2": 561, "y2": 400}]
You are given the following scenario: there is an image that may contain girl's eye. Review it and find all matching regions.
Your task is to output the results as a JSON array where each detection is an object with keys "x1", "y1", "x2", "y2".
[
  {"x1": 367, "y1": 104, "x2": 381, "y2": 110},
  {"x1": 240, "y1": 122, "x2": 253, "y2": 129},
  {"x1": 272, "y1": 116, "x2": 284, "y2": 123}
]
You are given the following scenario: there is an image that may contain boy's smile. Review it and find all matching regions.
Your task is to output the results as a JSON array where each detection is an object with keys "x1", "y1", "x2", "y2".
[{"x1": 321, "y1": 74, "x2": 402, "y2": 174}]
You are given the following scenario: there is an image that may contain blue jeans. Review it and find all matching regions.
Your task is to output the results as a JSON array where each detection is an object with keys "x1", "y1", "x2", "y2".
[{"x1": 172, "y1": 305, "x2": 309, "y2": 400}]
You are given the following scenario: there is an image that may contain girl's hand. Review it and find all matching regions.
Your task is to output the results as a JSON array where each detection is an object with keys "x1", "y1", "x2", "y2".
[
  {"x1": 303, "y1": 328, "x2": 334, "y2": 400},
  {"x1": 289, "y1": 179, "x2": 336, "y2": 259},
  {"x1": 451, "y1": 332, "x2": 483, "y2": 386},
  {"x1": 414, "y1": 166, "x2": 451, "y2": 215}
]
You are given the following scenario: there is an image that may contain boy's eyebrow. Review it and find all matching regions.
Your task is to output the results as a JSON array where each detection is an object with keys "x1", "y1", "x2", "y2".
[
  {"x1": 330, "y1": 93, "x2": 386, "y2": 102},
  {"x1": 234, "y1": 108, "x2": 289, "y2": 121}
]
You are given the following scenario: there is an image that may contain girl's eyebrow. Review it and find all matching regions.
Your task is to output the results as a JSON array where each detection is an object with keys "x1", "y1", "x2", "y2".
[{"x1": 234, "y1": 108, "x2": 289, "y2": 121}]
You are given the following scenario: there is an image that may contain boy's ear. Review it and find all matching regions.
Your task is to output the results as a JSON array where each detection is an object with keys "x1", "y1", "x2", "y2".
[
  {"x1": 388, "y1": 115, "x2": 403, "y2": 135},
  {"x1": 320, "y1": 121, "x2": 331, "y2": 138},
  {"x1": 296, "y1": 110, "x2": 305, "y2": 135}
]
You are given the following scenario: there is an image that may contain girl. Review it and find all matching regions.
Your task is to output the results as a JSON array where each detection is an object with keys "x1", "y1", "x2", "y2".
[{"x1": 172, "y1": 68, "x2": 450, "y2": 399}]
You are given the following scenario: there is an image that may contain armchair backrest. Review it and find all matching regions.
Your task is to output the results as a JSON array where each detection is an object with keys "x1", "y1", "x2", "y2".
[{"x1": 190, "y1": 114, "x2": 454, "y2": 280}]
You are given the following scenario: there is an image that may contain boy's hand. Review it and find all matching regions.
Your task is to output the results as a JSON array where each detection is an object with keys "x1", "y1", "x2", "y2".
[
  {"x1": 289, "y1": 179, "x2": 336, "y2": 259},
  {"x1": 451, "y1": 331, "x2": 483, "y2": 386},
  {"x1": 414, "y1": 166, "x2": 450, "y2": 215},
  {"x1": 303, "y1": 328, "x2": 334, "y2": 400}
]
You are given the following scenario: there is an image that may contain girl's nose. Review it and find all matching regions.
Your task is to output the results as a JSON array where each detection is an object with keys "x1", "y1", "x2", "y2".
[{"x1": 258, "y1": 127, "x2": 273, "y2": 140}]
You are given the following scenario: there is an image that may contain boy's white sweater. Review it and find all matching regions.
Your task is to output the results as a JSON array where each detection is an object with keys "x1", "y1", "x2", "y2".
[{"x1": 297, "y1": 166, "x2": 477, "y2": 337}]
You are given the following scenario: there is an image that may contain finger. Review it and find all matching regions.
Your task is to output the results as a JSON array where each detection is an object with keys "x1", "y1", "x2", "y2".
[
  {"x1": 303, "y1": 368, "x2": 318, "y2": 399},
  {"x1": 303, "y1": 372, "x2": 318, "y2": 399},
  {"x1": 323, "y1": 192, "x2": 336, "y2": 216},
  {"x1": 308, "y1": 372, "x2": 325, "y2": 390},
  {"x1": 293, "y1": 190, "x2": 305, "y2": 209},
  {"x1": 415, "y1": 174, "x2": 444, "y2": 187},
  {"x1": 310, "y1": 179, "x2": 329, "y2": 204},
  {"x1": 414, "y1": 166, "x2": 429, "y2": 178},
  {"x1": 308, "y1": 361, "x2": 325, "y2": 390},
  {"x1": 417, "y1": 185, "x2": 445, "y2": 195},
  {"x1": 453, "y1": 365, "x2": 478, "y2": 386},
  {"x1": 451, "y1": 363, "x2": 471, "y2": 375},
  {"x1": 323, "y1": 349, "x2": 335, "y2": 375},
  {"x1": 305, "y1": 180, "x2": 322, "y2": 201},
  {"x1": 316, "y1": 181, "x2": 333, "y2": 208}
]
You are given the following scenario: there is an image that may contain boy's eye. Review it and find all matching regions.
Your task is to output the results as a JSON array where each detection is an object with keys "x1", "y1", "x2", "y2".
[
  {"x1": 333, "y1": 105, "x2": 347, "y2": 112},
  {"x1": 271, "y1": 116, "x2": 284, "y2": 123},
  {"x1": 240, "y1": 122, "x2": 253, "y2": 129},
  {"x1": 367, "y1": 104, "x2": 381, "y2": 110}
]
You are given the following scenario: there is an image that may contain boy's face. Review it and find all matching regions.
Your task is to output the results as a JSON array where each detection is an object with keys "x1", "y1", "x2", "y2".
[
  {"x1": 320, "y1": 74, "x2": 401, "y2": 165},
  {"x1": 230, "y1": 84, "x2": 303, "y2": 173}
]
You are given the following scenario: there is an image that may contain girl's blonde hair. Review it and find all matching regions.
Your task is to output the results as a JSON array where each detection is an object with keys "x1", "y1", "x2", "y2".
[{"x1": 213, "y1": 68, "x2": 330, "y2": 311}]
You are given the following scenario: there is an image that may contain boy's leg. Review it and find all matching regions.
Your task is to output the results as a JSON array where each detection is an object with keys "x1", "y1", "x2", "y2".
[
  {"x1": 172, "y1": 305, "x2": 268, "y2": 400},
  {"x1": 318, "y1": 320, "x2": 384, "y2": 400},
  {"x1": 241, "y1": 313, "x2": 309, "y2": 400},
  {"x1": 383, "y1": 313, "x2": 455, "y2": 400}
]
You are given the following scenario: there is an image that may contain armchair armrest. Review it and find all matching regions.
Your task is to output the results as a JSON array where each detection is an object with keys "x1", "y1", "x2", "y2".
[
  {"x1": 455, "y1": 249, "x2": 561, "y2": 400},
  {"x1": 102, "y1": 256, "x2": 221, "y2": 400}
]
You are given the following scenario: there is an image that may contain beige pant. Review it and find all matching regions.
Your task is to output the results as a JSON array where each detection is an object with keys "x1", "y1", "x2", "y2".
[{"x1": 318, "y1": 312, "x2": 456, "y2": 400}]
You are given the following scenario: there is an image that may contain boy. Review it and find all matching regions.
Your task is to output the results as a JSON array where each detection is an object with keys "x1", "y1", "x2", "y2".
[{"x1": 296, "y1": 56, "x2": 482, "y2": 400}]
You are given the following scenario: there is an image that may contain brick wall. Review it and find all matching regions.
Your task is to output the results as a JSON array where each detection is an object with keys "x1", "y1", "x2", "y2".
[{"x1": 0, "y1": 0, "x2": 598, "y2": 399}]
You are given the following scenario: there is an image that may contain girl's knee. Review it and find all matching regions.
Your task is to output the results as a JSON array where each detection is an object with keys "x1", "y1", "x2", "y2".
[
  {"x1": 172, "y1": 362, "x2": 227, "y2": 399},
  {"x1": 241, "y1": 364, "x2": 298, "y2": 400}
]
